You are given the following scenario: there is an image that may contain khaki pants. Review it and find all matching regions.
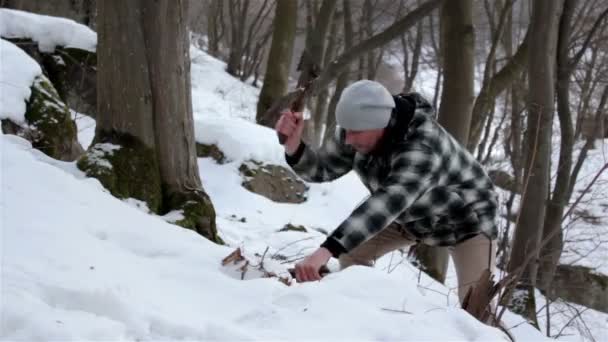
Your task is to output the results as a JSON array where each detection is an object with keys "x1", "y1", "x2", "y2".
[{"x1": 338, "y1": 224, "x2": 496, "y2": 305}]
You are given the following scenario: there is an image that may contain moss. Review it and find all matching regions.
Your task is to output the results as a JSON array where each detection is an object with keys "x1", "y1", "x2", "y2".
[
  {"x1": 166, "y1": 190, "x2": 223, "y2": 244},
  {"x1": 24, "y1": 75, "x2": 82, "y2": 160},
  {"x1": 77, "y1": 130, "x2": 163, "y2": 213}
]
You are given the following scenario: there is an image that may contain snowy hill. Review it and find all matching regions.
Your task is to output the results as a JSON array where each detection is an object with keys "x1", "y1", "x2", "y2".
[{"x1": 1, "y1": 8, "x2": 597, "y2": 341}]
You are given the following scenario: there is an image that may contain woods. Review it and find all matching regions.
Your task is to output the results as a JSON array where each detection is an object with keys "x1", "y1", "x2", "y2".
[{"x1": 2, "y1": 0, "x2": 608, "y2": 340}]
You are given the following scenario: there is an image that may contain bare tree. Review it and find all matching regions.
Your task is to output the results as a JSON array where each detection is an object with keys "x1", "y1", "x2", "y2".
[
  {"x1": 79, "y1": 0, "x2": 220, "y2": 242},
  {"x1": 507, "y1": 0, "x2": 563, "y2": 326},
  {"x1": 324, "y1": 0, "x2": 356, "y2": 145},
  {"x1": 256, "y1": 0, "x2": 298, "y2": 127},
  {"x1": 299, "y1": 0, "x2": 338, "y2": 146},
  {"x1": 206, "y1": 0, "x2": 225, "y2": 57},
  {"x1": 264, "y1": 0, "x2": 443, "y2": 124},
  {"x1": 225, "y1": 0, "x2": 275, "y2": 81}
]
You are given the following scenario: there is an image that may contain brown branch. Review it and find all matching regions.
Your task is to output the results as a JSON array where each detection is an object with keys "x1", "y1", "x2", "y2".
[
  {"x1": 568, "y1": 6, "x2": 608, "y2": 71},
  {"x1": 311, "y1": 0, "x2": 443, "y2": 95}
]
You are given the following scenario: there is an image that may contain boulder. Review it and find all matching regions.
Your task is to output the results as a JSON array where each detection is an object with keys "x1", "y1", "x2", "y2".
[{"x1": 239, "y1": 161, "x2": 308, "y2": 203}]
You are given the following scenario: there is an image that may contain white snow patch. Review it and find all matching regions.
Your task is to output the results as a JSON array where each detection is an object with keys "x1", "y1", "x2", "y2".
[
  {"x1": 0, "y1": 38, "x2": 42, "y2": 124},
  {"x1": 0, "y1": 9, "x2": 96, "y2": 52}
]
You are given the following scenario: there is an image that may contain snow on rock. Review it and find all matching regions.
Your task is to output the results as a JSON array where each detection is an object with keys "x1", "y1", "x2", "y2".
[
  {"x1": 0, "y1": 38, "x2": 42, "y2": 124},
  {"x1": 0, "y1": 9, "x2": 96, "y2": 52}
]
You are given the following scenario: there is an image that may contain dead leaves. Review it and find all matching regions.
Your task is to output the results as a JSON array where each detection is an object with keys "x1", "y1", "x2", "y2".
[{"x1": 221, "y1": 247, "x2": 292, "y2": 285}]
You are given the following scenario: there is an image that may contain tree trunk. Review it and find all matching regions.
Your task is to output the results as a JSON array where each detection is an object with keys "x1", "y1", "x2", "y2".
[
  {"x1": 414, "y1": 0, "x2": 475, "y2": 285},
  {"x1": 313, "y1": 10, "x2": 340, "y2": 148},
  {"x1": 507, "y1": 0, "x2": 562, "y2": 327},
  {"x1": 207, "y1": 0, "x2": 222, "y2": 57},
  {"x1": 256, "y1": 0, "x2": 297, "y2": 128},
  {"x1": 300, "y1": 0, "x2": 338, "y2": 145},
  {"x1": 81, "y1": 0, "x2": 220, "y2": 243},
  {"x1": 324, "y1": 0, "x2": 355, "y2": 146},
  {"x1": 467, "y1": 31, "x2": 529, "y2": 152},
  {"x1": 226, "y1": 0, "x2": 250, "y2": 77},
  {"x1": 403, "y1": 20, "x2": 423, "y2": 93},
  {"x1": 537, "y1": 0, "x2": 576, "y2": 293}
]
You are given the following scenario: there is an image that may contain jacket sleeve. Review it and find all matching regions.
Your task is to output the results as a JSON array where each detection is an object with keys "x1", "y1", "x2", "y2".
[
  {"x1": 321, "y1": 143, "x2": 440, "y2": 257},
  {"x1": 285, "y1": 135, "x2": 356, "y2": 183}
]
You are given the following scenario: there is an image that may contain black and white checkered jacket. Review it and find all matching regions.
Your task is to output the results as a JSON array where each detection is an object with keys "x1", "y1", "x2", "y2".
[{"x1": 285, "y1": 93, "x2": 499, "y2": 258}]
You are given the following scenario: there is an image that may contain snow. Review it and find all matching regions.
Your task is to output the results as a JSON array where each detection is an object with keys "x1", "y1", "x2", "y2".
[
  {"x1": 84, "y1": 143, "x2": 121, "y2": 170},
  {"x1": 0, "y1": 9, "x2": 96, "y2": 52},
  {"x1": 0, "y1": 8, "x2": 596, "y2": 342},
  {"x1": 0, "y1": 38, "x2": 42, "y2": 124},
  {"x1": 2, "y1": 132, "x2": 517, "y2": 340}
]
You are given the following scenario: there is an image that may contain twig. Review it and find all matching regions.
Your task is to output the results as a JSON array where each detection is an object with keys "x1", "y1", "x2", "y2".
[{"x1": 381, "y1": 308, "x2": 413, "y2": 314}]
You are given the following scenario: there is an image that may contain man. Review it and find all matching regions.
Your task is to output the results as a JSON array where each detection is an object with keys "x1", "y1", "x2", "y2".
[{"x1": 275, "y1": 80, "x2": 498, "y2": 305}]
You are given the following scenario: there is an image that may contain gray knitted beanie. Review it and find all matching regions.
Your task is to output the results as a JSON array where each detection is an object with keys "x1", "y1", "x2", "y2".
[{"x1": 335, "y1": 80, "x2": 395, "y2": 131}]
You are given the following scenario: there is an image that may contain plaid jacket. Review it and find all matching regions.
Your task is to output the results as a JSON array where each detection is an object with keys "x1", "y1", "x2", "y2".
[{"x1": 286, "y1": 93, "x2": 498, "y2": 258}]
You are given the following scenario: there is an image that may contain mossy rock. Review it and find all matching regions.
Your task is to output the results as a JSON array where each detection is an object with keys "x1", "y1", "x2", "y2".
[
  {"x1": 196, "y1": 143, "x2": 226, "y2": 164},
  {"x1": 239, "y1": 161, "x2": 308, "y2": 203},
  {"x1": 546, "y1": 265, "x2": 608, "y2": 313},
  {"x1": 166, "y1": 191, "x2": 223, "y2": 244},
  {"x1": 278, "y1": 223, "x2": 308, "y2": 233},
  {"x1": 24, "y1": 75, "x2": 83, "y2": 161},
  {"x1": 77, "y1": 131, "x2": 162, "y2": 213},
  {"x1": 7, "y1": 38, "x2": 96, "y2": 118},
  {"x1": 42, "y1": 47, "x2": 96, "y2": 118}
]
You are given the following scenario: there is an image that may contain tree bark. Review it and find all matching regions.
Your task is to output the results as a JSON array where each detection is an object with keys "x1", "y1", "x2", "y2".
[
  {"x1": 85, "y1": 0, "x2": 219, "y2": 242},
  {"x1": 256, "y1": 0, "x2": 297, "y2": 127},
  {"x1": 300, "y1": 0, "x2": 338, "y2": 145},
  {"x1": 537, "y1": 0, "x2": 576, "y2": 293},
  {"x1": 324, "y1": 0, "x2": 355, "y2": 146},
  {"x1": 467, "y1": 30, "x2": 529, "y2": 152},
  {"x1": 507, "y1": 0, "x2": 563, "y2": 326}
]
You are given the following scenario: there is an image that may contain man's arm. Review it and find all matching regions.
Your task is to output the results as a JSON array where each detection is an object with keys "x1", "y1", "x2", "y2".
[
  {"x1": 321, "y1": 143, "x2": 440, "y2": 257},
  {"x1": 276, "y1": 110, "x2": 355, "y2": 183},
  {"x1": 286, "y1": 135, "x2": 356, "y2": 183}
]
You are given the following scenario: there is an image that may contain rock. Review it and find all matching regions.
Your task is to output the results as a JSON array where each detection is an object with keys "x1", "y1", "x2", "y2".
[
  {"x1": 239, "y1": 161, "x2": 308, "y2": 203},
  {"x1": 6, "y1": 38, "x2": 97, "y2": 117},
  {"x1": 543, "y1": 264, "x2": 608, "y2": 313},
  {"x1": 43, "y1": 47, "x2": 96, "y2": 118},
  {"x1": 15, "y1": 74, "x2": 84, "y2": 161},
  {"x1": 488, "y1": 169, "x2": 520, "y2": 194},
  {"x1": 279, "y1": 223, "x2": 307, "y2": 233},
  {"x1": 196, "y1": 143, "x2": 226, "y2": 164}
]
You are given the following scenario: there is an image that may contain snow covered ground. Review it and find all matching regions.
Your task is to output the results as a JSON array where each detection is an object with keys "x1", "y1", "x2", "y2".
[{"x1": 1, "y1": 9, "x2": 605, "y2": 341}]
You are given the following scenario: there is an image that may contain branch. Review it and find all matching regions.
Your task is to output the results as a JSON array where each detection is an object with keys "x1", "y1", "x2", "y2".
[
  {"x1": 311, "y1": 0, "x2": 443, "y2": 95},
  {"x1": 568, "y1": 6, "x2": 608, "y2": 71}
]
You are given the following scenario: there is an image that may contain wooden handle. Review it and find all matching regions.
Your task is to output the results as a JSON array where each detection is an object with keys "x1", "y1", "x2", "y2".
[
  {"x1": 278, "y1": 132, "x2": 287, "y2": 144},
  {"x1": 288, "y1": 265, "x2": 331, "y2": 279}
]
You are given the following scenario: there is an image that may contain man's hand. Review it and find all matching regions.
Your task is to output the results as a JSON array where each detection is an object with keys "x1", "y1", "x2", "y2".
[
  {"x1": 275, "y1": 110, "x2": 304, "y2": 155},
  {"x1": 294, "y1": 247, "x2": 332, "y2": 282}
]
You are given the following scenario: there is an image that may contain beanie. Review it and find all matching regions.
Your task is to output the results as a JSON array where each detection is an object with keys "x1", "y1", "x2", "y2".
[{"x1": 335, "y1": 80, "x2": 395, "y2": 131}]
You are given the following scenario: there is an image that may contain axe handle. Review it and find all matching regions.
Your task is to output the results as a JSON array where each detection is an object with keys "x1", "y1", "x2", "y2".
[{"x1": 277, "y1": 83, "x2": 309, "y2": 145}]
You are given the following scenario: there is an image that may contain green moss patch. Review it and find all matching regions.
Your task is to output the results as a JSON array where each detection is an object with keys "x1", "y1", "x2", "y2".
[
  {"x1": 165, "y1": 190, "x2": 222, "y2": 244},
  {"x1": 77, "y1": 131, "x2": 162, "y2": 213},
  {"x1": 24, "y1": 75, "x2": 83, "y2": 160}
]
